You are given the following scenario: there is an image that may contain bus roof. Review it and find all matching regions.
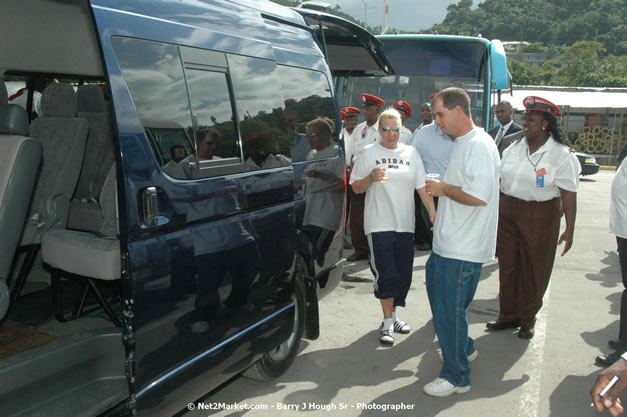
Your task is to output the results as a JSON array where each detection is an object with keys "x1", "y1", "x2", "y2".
[{"x1": 377, "y1": 34, "x2": 491, "y2": 46}]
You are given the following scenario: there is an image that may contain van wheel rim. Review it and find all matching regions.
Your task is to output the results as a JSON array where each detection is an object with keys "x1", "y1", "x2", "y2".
[{"x1": 268, "y1": 295, "x2": 299, "y2": 361}]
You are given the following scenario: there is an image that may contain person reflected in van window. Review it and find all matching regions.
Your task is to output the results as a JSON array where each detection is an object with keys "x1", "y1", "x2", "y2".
[
  {"x1": 170, "y1": 144, "x2": 187, "y2": 163},
  {"x1": 181, "y1": 127, "x2": 222, "y2": 179},
  {"x1": 302, "y1": 117, "x2": 344, "y2": 267},
  {"x1": 287, "y1": 114, "x2": 311, "y2": 163},
  {"x1": 243, "y1": 133, "x2": 291, "y2": 170},
  {"x1": 305, "y1": 117, "x2": 336, "y2": 160},
  {"x1": 163, "y1": 144, "x2": 188, "y2": 177},
  {"x1": 188, "y1": 180, "x2": 260, "y2": 333}
]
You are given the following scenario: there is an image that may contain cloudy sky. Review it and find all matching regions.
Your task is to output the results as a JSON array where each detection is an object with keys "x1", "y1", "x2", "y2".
[{"x1": 328, "y1": 0, "x2": 482, "y2": 32}]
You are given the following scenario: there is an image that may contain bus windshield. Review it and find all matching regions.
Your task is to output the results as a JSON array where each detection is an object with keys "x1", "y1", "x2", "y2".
[{"x1": 335, "y1": 36, "x2": 491, "y2": 131}]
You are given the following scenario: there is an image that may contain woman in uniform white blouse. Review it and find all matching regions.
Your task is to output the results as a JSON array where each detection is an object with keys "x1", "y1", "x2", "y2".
[{"x1": 486, "y1": 96, "x2": 580, "y2": 340}]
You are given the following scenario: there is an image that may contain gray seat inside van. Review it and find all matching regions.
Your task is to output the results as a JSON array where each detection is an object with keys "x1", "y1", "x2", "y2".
[
  {"x1": 41, "y1": 163, "x2": 121, "y2": 326},
  {"x1": 9, "y1": 83, "x2": 89, "y2": 306},
  {"x1": 68, "y1": 85, "x2": 115, "y2": 232},
  {"x1": 0, "y1": 103, "x2": 42, "y2": 319}
]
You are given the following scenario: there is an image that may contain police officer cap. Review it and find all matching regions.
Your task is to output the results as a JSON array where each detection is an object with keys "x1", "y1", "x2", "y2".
[
  {"x1": 523, "y1": 96, "x2": 560, "y2": 117},
  {"x1": 341, "y1": 106, "x2": 361, "y2": 118},
  {"x1": 360, "y1": 93, "x2": 385, "y2": 108},
  {"x1": 393, "y1": 100, "x2": 412, "y2": 118}
]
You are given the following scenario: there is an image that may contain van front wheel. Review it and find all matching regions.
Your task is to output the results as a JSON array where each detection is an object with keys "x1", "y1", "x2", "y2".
[{"x1": 244, "y1": 274, "x2": 306, "y2": 381}]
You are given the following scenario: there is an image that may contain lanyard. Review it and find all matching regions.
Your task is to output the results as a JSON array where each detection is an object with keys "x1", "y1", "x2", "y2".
[{"x1": 526, "y1": 147, "x2": 545, "y2": 172}]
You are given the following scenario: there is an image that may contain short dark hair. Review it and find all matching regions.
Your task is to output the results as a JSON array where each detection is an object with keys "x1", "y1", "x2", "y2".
[
  {"x1": 498, "y1": 101, "x2": 513, "y2": 112},
  {"x1": 435, "y1": 87, "x2": 471, "y2": 118},
  {"x1": 170, "y1": 144, "x2": 185, "y2": 159}
]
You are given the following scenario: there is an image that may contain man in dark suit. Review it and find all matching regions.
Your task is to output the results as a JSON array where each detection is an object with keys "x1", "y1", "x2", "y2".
[{"x1": 489, "y1": 101, "x2": 522, "y2": 149}]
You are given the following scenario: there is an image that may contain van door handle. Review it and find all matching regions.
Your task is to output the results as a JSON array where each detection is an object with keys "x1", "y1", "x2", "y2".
[{"x1": 143, "y1": 186, "x2": 160, "y2": 227}]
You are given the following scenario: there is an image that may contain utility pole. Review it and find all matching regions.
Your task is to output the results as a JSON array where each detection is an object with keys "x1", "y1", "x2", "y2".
[
  {"x1": 361, "y1": 0, "x2": 367, "y2": 27},
  {"x1": 381, "y1": 0, "x2": 389, "y2": 34}
]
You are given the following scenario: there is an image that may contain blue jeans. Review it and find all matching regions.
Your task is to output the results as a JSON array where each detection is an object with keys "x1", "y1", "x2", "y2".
[{"x1": 426, "y1": 252, "x2": 482, "y2": 387}]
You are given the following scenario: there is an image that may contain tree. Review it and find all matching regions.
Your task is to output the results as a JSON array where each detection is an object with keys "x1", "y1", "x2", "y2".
[{"x1": 555, "y1": 41, "x2": 605, "y2": 85}]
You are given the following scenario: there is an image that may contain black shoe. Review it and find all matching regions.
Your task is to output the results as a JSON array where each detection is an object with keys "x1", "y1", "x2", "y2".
[
  {"x1": 486, "y1": 320, "x2": 521, "y2": 331},
  {"x1": 518, "y1": 325, "x2": 535, "y2": 339},
  {"x1": 596, "y1": 351, "x2": 622, "y2": 367},
  {"x1": 608, "y1": 339, "x2": 627, "y2": 352}
]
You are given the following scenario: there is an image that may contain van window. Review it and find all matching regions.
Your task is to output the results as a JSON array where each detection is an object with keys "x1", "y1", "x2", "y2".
[
  {"x1": 111, "y1": 37, "x2": 195, "y2": 173},
  {"x1": 276, "y1": 65, "x2": 337, "y2": 161},
  {"x1": 227, "y1": 54, "x2": 292, "y2": 171},
  {"x1": 185, "y1": 68, "x2": 242, "y2": 178}
]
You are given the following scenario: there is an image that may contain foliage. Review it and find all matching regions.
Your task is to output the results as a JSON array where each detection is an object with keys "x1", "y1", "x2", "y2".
[{"x1": 424, "y1": 0, "x2": 627, "y2": 87}]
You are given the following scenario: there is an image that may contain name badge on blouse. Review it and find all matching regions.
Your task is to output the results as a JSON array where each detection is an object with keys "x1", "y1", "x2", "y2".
[{"x1": 536, "y1": 168, "x2": 546, "y2": 188}]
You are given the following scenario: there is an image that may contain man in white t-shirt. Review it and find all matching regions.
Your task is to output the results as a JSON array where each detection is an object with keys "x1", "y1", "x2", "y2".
[{"x1": 422, "y1": 87, "x2": 500, "y2": 398}]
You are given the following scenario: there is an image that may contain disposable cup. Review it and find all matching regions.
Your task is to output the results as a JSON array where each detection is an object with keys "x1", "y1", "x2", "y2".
[{"x1": 426, "y1": 173, "x2": 440, "y2": 181}]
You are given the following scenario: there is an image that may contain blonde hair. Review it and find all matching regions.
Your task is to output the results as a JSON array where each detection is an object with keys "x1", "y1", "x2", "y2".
[
  {"x1": 306, "y1": 117, "x2": 335, "y2": 136},
  {"x1": 378, "y1": 107, "x2": 402, "y2": 125}
]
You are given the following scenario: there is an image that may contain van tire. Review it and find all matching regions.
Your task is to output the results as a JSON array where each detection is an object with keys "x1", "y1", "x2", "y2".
[{"x1": 243, "y1": 266, "x2": 306, "y2": 381}]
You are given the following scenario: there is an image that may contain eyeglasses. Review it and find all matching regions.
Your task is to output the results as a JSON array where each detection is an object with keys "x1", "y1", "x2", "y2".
[
  {"x1": 381, "y1": 127, "x2": 400, "y2": 132},
  {"x1": 306, "y1": 132, "x2": 318, "y2": 139}
]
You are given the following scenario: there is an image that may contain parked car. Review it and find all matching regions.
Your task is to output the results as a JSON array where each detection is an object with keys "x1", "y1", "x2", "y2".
[{"x1": 575, "y1": 152, "x2": 600, "y2": 176}]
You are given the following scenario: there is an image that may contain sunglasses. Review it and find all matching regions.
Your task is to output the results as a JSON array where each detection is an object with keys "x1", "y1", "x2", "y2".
[{"x1": 381, "y1": 127, "x2": 400, "y2": 132}]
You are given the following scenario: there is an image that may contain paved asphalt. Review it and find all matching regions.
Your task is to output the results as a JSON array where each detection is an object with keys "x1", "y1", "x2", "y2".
[{"x1": 186, "y1": 170, "x2": 621, "y2": 417}]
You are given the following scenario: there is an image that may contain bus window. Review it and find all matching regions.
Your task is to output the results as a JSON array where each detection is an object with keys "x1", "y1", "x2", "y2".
[{"x1": 335, "y1": 36, "x2": 506, "y2": 131}]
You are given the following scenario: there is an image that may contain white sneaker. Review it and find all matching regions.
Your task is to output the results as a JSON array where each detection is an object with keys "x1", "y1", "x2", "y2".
[
  {"x1": 423, "y1": 377, "x2": 470, "y2": 397},
  {"x1": 379, "y1": 329, "x2": 394, "y2": 345},
  {"x1": 393, "y1": 320, "x2": 410, "y2": 334},
  {"x1": 437, "y1": 349, "x2": 479, "y2": 362}
]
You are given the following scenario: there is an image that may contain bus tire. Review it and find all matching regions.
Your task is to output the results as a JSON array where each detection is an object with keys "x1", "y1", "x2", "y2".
[{"x1": 244, "y1": 269, "x2": 306, "y2": 381}]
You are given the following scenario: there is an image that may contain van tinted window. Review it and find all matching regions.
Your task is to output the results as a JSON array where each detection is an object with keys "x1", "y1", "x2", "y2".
[
  {"x1": 227, "y1": 54, "x2": 292, "y2": 171},
  {"x1": 276, "y1": 65, "x2": 337, "y2": 161},
  {"x1": 185, "y1": 68, "x2": 242, "y2": 178},
  {"x1": 111, "y1": 37, "x2": 195, "y2": 172}
]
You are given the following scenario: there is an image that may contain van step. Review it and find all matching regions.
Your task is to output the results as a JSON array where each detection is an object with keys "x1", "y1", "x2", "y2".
[{"x1": 0, "y1": 328, "x2": 128, "y2": 417}]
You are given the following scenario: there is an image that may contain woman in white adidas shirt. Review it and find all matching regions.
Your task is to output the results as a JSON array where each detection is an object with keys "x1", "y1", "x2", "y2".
[
  {"x1": 350, "y1": 108, "x2": 435, "y2": 346},
  {"x1": 486, "y1": 96, "x2": 579, "y2": 340}
]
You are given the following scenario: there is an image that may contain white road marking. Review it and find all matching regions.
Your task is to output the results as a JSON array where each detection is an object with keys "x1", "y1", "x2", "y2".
[{"x1": 518, "y1": 281, "x2": 551, "y2": 417}]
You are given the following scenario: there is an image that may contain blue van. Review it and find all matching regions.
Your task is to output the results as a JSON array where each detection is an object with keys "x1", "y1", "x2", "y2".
[{"x1": 0, "y1": 1, "x2": 391, "y2": 416}]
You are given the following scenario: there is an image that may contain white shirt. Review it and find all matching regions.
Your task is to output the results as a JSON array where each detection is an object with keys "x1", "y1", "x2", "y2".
[
  {"x1": 495, "y1": 120, "x2": 513, "y2": 145},
  {"x1": 304, "y1": 144, "x2": 344, "y2": 231},
  {"x1": 350, "y1": 142, "x2": 426, "y2": 235},
  {"x1": 432, "y1": 127, "x2": 500, "y2": 263},
  {"x1": 610, "y1": 157, "x2": 627, "y2": 238},
  {"x1": 411, "y1": 123, "x2": 454, "y2": 178},
  {"x1": 352, "y1": 120, "x2": 380, "y2": 162},
  {"x1": 342, "y1": 127, "x2": 358, "y2": 165},
  {"x1": 399, "y1": 126, "x2": 413, "y2": 145},
  {"x1": 500, "y1": 136, "x2": 580, "y2": 201}
]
